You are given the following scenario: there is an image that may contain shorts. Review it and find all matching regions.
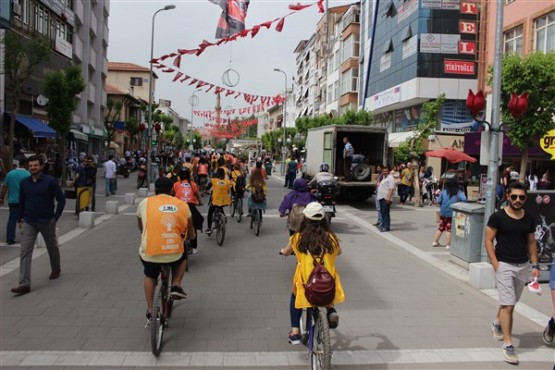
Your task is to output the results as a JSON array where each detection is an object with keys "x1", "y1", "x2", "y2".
[
  {"x1": 496, "y1": 261, "x2": 528, "y2": 306},
  {"x1": 438, "y1": 216, "x2": 452, "y2": 233},
  {"x1": 550, "y1": 257, "x2": 555, "y2": 290},
  {"x1": 140, "y1": 252, "x2": 187, "y2": 279}
]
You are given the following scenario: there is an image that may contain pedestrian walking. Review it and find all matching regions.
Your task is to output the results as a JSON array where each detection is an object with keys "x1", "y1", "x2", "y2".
[
  {"x1": 0, "y1": 158, "x2": 30, "y2": 245},
  {"x1": 485, "y1": 182, "x2": 540, "y2": 365},
  {"x1": 399, "y1": 162, "x2": 414, "y2": 205},
  {"x1": 11, "y1": 155, "x2": 66, "y2": 295},
  {"x1": 373, "y1": 165, "x2": 384, "y2": 227},
  {"x1": 342, "y1": 137, "x2": 354, "y2": 182},
  {"x1": 103, "y1": 155, "x2": 116, "y2": 196},
  {"x1": 376, "y1": 165, "x2": 396, "y2": 232},
  {"x1": 543, "y1": 256, "x2": 555, "y2": 346},
  {"x1": 432, "y1": 178, "x2": 466, "y2": 250}
]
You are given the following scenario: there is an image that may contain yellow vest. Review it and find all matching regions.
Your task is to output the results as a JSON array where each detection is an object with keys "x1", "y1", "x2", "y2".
[{"x1": 144, "y1": 195, "x2": 189, "y2": 256}]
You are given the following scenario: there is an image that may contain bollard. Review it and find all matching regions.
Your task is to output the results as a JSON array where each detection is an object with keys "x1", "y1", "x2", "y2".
[
  {"x1": 469, "y1": 262, "x2": 496, "y2": 289},
  {"x1": 125, "y1": 193, "x2": 136, "y2": 205},
  {"x1": 137, "y1": 188, "x2": 148, "y2": 198},
  {"x1": 106, "y1": 200, "x2": 120, "y2": 215},
  {"x1": 149, "y1": 183, "x2": 155, "y2": 192},
  {"x1": 79, "y1": 211, "x2": 95, "y2": 229}
]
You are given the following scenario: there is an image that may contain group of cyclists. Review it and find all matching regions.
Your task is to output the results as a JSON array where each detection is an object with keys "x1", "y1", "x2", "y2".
[{"x1": 137, "y1": 151, "x2": 345, "y2": 364}]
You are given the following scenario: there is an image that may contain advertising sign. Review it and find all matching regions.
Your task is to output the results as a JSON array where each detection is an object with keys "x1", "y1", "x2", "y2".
[
  {"x1": 540, "y1": 128, "x2": 555, "y2": 159},
  {"x1": 523, "y1": 191, "x2": 555, "y2": 273},
  {"x1": 444, "y1": 59, "x2": 475, "y2": 75}
]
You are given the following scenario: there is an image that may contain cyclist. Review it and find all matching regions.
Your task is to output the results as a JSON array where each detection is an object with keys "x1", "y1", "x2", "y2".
[
  {"x1": 247, "y1": 162, "x2": 267, "y2": 215},
  {"x1": 137, "y1": 177, "x2": 196, "y2": 321},
  {"x1": 307, "y1": 163, "x2": 334, "y2": 188},
  {"x1": 230, "y1": 163, "x2": 246, "y2": 211},
  {"x1": 279, "y1": 202, "x2": 345, "y2": 344},
  {"x1": 205, "y1": 168, "x2": 232, "y2": 235},
  {"x1": 279, "y1": 178, "x2": 316, "y2": 235},
  {"x1": 173, "y1": 168, "x2": 203, "y2": 254}
]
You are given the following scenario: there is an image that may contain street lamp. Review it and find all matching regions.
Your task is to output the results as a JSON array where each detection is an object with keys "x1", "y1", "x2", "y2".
[
  {"x1": 147, "y1": 4, "x2": 176, "y2": 183},
  {"x1": 273, "y1": 68, "x2": 287, "y2": 175},
  {"x1": 189, "y1": 90, "x2": 199, "y2": 151}
]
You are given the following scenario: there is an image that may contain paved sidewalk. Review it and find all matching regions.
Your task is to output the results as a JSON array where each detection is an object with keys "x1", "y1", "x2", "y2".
[{"x1": 0, "y1": 174, "x2": 553, "y2": 369}]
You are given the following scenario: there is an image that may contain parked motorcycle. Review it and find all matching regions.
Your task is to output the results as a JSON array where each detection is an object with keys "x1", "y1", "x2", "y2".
[
  {"x1": 315, "y1": 179, "x2": 339, "y2": 225},
  {"x1": 137, "y1": 164, "x2": 147, "y2": 188}
]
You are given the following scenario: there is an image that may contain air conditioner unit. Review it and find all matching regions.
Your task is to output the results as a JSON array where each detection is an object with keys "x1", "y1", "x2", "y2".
[{"x1": 13, "y1": 3, "x2": 22, "y2": 16}]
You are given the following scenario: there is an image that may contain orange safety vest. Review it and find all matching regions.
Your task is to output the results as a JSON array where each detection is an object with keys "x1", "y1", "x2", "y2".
[
  {"x1": 173, "y1": 180, "x2": 198, "y2": 204},
  {"x1": 145, "y1": 196, "x2": 189, "y2": 256},
  {"x1": 211, "y1": 178, "x2": 231, "y2": 206},
  {"x1": 197, "y1": 163, "x2": 208, "y2": 175}
]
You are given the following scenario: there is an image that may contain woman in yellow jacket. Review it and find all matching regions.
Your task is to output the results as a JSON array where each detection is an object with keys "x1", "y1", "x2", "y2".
[{"x1": 279, "y1": 202, "x2": 345, "y2": 345}]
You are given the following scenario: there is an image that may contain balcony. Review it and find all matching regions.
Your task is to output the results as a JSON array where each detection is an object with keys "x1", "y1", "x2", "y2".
[
  {"x1": 73, "y1": 36, "x2": 83, "y2": 63},
  {"x1": 89, "y1": 48, "x2": 97, "y2": 71},
  {"x1": 74, "y1": 0, "x2": 84, "y2": 25},
  {"x1": 90, "y1": 12, "x2": 98, "y2": 37},
  {"x1": 102, "y1": 23, "x2": 109, "y2": 47},
  {"x1": 101, "y1": 57, "x2": 108, "y2": 78},
  {"x1": 88, "y1": 83, "x2": 96, "y2": 104}
]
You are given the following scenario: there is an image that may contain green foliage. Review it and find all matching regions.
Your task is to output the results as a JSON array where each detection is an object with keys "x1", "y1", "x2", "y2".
[
  {"x1": 44, "y1": 65, "x2": 86, "y2": 137},
  {"x1": 491, "y1": 52, "x2": 555, "y2": 150},
  {"x1": 295, "y1": 109, "x2": 372, "y2": 136}
]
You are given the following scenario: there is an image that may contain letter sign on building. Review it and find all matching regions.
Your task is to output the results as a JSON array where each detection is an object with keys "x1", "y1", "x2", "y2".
[
  {"x1": 460, "y1": 2, "x2": 478, "y2": 15},
  {"x1": 459, "y1": 21, "x2": 477, "y2": 34},
  {"x1": 540, "y1": 129, "x2": 555, "y2": 159},
  {"x1": 459, "y1": 41, "x2": 476, "y2": 55}
]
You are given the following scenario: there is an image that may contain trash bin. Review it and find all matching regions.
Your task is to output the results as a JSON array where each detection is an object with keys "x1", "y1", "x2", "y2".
[
  {"x1": 450, "y1": 202, "x2": 485, "y2": 264},
  {"x1": 76, "y1": 187, "x2": 93, "y2": 211}
]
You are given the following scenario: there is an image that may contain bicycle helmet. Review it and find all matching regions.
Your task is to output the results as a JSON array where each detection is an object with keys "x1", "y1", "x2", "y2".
[
  {"x1": 179, "y1": 167, "x2": 191, "y2": 179},
  {"x1": 320, "y1": 163, "x2": 329, "y2": 172}
]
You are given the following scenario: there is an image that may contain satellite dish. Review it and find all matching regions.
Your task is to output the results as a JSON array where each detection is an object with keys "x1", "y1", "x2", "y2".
[{"x1": 36, "y1": 95, "x2": 49, "y2": 106}]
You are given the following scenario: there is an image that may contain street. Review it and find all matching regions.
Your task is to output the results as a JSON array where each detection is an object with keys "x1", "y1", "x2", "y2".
[{"x1": 0, "y1": 173, "x2": 553, "y2": 369}]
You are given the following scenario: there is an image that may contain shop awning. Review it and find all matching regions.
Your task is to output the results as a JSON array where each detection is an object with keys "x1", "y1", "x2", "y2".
[
  {"x1": 70, "y1": 129, "x2": 88, "y2": 142},
  {"x1": 388, "y1": 131, "x2": 417, "y2": 148},
  {"x1": 15, "y1": 115, "x2": 56, "y2": 138}
]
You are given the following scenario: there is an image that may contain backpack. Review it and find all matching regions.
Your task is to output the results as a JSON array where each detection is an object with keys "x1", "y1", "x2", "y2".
[
  {"x1": 288, "y1": 204, "x2": 305, "y2": 232},
  {"x1": 235, "y1": 175, "x2": 246, "y2": 193},
  {"x1": 252, "y1": 184, "x2": 266, "y2": 203},
  {"x1": 304, "y1": 254, "x2": 336, "y2": 307}
]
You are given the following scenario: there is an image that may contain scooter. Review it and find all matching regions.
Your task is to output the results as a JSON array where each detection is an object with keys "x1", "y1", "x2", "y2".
[{"x1": 315, "y1": 179, "x2": 338, "y2": 225}]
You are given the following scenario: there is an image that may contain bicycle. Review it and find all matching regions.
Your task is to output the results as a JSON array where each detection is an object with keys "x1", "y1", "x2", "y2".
[
  {"x1": 249, "y1": 206, "x2": 263, "y2": 236},
  {"x1": 300, "y1": 306, "x2": 332, "y2": 370},
  {"x1": 230, "y1": 193, "x2": 244, "y2": 223},
  {"x1": 210, "y1": 206, "x2": 226, "y2": 246},
  {"x1": 149, "y1": 264, "x2": 174, "y2": 357}
]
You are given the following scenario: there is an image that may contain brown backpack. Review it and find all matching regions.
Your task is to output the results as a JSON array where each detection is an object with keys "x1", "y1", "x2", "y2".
[
  {"x1": 304, "y1": 254, "x2": 336, "y2": 307},
  {"x1": 288, "y1": 204, "x2": 305, "y2": 232}
]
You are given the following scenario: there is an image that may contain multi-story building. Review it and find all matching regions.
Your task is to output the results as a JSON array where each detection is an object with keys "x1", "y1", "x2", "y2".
[
  {"x1": 3, "y1": 0, "x2": 109, "y2": 155},
  {"x1": 105, "y1": 82, "x2": 143, "y2": 154},
  {"x1": 107, "y1": 62, "x2": 152, "y2": 102}
]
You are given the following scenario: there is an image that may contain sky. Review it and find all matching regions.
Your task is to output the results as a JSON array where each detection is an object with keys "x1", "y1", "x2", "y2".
[{"x1": 108, "y1": 0, "x2": 352, "y2": 129}]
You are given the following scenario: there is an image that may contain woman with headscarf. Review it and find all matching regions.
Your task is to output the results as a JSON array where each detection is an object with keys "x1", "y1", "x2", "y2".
[{"x1": 279, "y1": 178, "x2": 316, "y2": 235}]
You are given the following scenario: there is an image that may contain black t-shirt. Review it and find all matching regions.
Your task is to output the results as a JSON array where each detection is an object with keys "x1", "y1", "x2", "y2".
[{"x1": 487, "y1": 209, "x2": 535, "y2": 263}]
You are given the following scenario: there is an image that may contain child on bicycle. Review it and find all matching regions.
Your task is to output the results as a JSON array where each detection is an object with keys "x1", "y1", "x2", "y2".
[
  {"x1": 205, "y1": 168, "x2": 231, "y2": 235},
  {"x1": 279, "y1": 202, "x2": 345, "y2": 345},
  {"x1": 246, "y1": 162, "x2": 267, "y2": 213}
]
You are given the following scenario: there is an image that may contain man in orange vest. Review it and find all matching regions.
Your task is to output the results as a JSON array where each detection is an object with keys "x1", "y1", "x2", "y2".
[{"x1": 137, "y1": 177, "x2": 196, "y2": 321}]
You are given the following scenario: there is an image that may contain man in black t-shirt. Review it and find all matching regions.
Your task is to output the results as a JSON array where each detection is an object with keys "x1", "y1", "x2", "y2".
[{"x1": 485, "y1": 182, "x2": 540, "y2": 365}]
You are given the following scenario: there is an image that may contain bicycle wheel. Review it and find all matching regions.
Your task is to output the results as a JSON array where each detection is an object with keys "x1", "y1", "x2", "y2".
[
  {"x1": 299, "y1": 309, "x2": 309, "y2": 346},
  {"x1": 230, "y1": 197, "x2": 236, "y2": 217},
  {"x1": 311, "y1": 310, "x2": 331, "y2": 370},
  {"x1": 236, "y1": 198, "x2": 243, "y2": 223},
  {"x1": 216, "y1": 215, "x2": 226, "y2": 246},
  {"x1": 150, "y1": 285, "x2": 165, "y2": 357},
  {"x1": 254, "y1": 209, "x2": 261, "y2": 236}
]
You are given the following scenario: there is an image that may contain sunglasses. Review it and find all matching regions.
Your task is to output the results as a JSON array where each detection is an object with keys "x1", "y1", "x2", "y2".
[{"x1": 509, "y1": 194, "x2": 526, "y2": 201}]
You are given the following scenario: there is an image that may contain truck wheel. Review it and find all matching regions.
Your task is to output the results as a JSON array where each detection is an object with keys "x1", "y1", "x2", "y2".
[{"x1": 352, "y1": 164, "x2": 371, "y2": 181}]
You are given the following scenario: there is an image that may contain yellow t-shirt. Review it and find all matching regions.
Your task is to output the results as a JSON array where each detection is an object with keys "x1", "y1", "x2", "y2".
[
  {"x1": 290, "y1": 233, "x2": 345, "y2": 308},
  {"x1": 400, "y1": 168, "x2": 413, "y2": 186},
  {"x1": 211, "y1": 178, "x2": 232, "y2": 206},
  {"x1": 137, "y1": 194, "x2": 191, "y2": 263}
]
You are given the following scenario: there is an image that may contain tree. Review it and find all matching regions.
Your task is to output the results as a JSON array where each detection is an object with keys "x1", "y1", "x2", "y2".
[
  {"x1": 104, "y1": 98, "x2": 123, "y2": 146},
  {"x1": 44, "y1": 65, "x2": 86, "y2": 183},
  {"x1": 2, "y1": 30, "x2": 51, "y2": 169},
  {"x1": 489, "y1": 52, "x2": 555, "y2": 181},
  {"x1": 295, "y1": 109, "x2": 372, "y2": 137}
]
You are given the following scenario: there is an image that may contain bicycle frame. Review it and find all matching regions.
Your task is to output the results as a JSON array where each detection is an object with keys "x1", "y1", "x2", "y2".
[
  {"x1": 150, "y1": 264, "x2": 174, "y2": 356},
  {"x1": 301, "y1": 307, "x2": 331, "y2": 370}
]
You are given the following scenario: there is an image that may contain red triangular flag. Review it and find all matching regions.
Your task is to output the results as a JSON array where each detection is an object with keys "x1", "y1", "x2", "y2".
[{"x1": 275, "y1": 18, "x2": 285, "y2": 32}]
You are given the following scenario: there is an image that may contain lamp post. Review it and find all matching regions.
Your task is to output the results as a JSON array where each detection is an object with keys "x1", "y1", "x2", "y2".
[
  {"x1": 273, "y1": 68, "x2": 287, "y2": 175},
  {"x1": 147, "y1": 4, "x2": 175, "y2": 183},
  {"x1": 189, "y1": 91, "x2": 199, "y2": 151}
]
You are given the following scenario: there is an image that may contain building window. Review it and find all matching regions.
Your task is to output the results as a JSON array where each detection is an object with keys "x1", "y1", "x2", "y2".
[
  {"x1": 327, "y1": 83, "x2": 333, "y2": 103},
  {"x1": 333, "y1": 81, "x2": 339, "y2": 101},
  {"x1": 341, "y1": 33, "x2": 360, "y2": 63},
  {"x1": 334, "y1": 50, "x2": 340, "y2": 70},
  {"x1": 505, "y1": 0, "x2": 515, "y2": 4},
  {"x1": 34, "y1": 5, "x2": 49, "y2": 35},
  {"x1": 504, "y1": 26, "x2": 523, "y2": 55},
  {"x1": 535, "y1": 11, "x2": 555, "y2": 53},
  {"x1": 340, "y1": 68, "x2": 358, "y2": 95},
  {"x1": 130, "y1": 77, "x2": 143, "y2": 86}
]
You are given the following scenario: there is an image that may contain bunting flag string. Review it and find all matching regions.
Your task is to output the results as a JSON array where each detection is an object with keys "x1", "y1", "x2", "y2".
[
  {"x1": 153, "y1": 61, "x2": 286, "y2": 105},
  {"x1": 194, "y1": 103, "x2": 269, "y2": 119},
  {"x1": 152, "y1": 1, "x2": 323, "y2": 64}
]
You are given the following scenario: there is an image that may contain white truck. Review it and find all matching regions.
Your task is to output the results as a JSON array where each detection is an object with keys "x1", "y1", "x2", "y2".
[{"x1": 305, "y1": 125, "x2": 388, "y2": 200}]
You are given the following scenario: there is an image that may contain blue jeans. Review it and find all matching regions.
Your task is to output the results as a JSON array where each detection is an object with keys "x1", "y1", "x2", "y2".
[
  {"x1": 105, "y1": 178, "x2": 116, "y2": 195},
  {"x1": 290, "y1": 293, "x2": 302, "y2": 328},
  {"x1": 379, "y1": 198, "x2": 391, "y2": 230},
  {"x1": 6, "y1": 203, "x2": 19, "y2": 242},
  {"x1": 375, "y1": 196, "x2": 382, "y2": 225}
]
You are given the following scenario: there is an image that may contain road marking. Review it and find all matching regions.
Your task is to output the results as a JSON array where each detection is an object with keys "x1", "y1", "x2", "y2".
[
  {"x1": 339, "y1": 205, "x2": 550, "y2": 328},
  {"x1": 1, "y1": 347, "x2": 552, "y2": 367}
]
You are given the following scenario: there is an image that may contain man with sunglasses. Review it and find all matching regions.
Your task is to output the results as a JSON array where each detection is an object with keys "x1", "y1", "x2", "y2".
[{"x1": 485, "y1": 182, "x2": 540, "y2": 365}]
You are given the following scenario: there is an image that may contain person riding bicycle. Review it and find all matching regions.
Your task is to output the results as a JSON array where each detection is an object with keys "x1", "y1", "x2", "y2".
[
  {"x1": 137, "y1": 177, "x2": 196, "y2": 321},
  {"x1": 247, "y1": 162, "x2": 267, "y2": 214},
  {"x1": 173, "y1": 167, "x2": 203, "y2": 254},
  {"x1": 279, "y1": 178, "x2": 316, "y2": 235},
  {"x1": 307, "y1": 163, "x2": 334, "y2": 188},
  {"x1": 279, "y1": 202, "x2": 345, "y2": 345},
  {"x1": 205, "y1": 168, "x2": 231, "y2": 235}
]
